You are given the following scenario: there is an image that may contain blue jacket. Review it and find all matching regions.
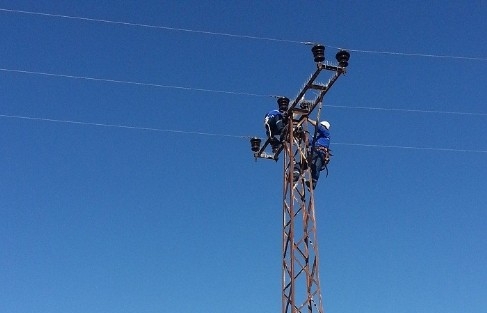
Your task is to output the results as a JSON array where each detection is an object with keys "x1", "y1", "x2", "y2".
[
  {"x1": 310, "y1": 124, "x2": 330, "y2": 148},
  {"x1": 265, "y1": 110, "x2": 282, "y2": 119}
]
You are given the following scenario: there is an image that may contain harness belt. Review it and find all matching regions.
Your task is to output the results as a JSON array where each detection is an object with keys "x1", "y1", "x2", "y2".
[{"x1": 312, "y1": 147, "x2": 332, "y2": 176}]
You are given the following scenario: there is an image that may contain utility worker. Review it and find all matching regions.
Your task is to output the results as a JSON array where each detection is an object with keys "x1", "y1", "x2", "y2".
[
  {"x1": 264, "y1": 109, "x2": 287, "y2": 143},
  {"x1": 307, "y1": 119, "x2": 331, "y2": 189},
  {"x1": 293, "y1": 119, "x2": 331, "y2": 189}
]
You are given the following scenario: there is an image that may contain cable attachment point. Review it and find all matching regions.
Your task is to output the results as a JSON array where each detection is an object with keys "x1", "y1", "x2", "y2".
[
  {"x1": 250, "y1": 137, "x2": 262, "y2": 152},
  {"x1": 336, "y1": 50, "x2": 350, "y2": 67},
  {"x1": 311, "y1": 44, "x2": 325, "y2": 63}
]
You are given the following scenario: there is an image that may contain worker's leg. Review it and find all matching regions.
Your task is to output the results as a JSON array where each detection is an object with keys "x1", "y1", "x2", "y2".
[
  {"x1": 310, "y1": 151, "x2": 323, "y2": 188},
  {"x1": 275, "y1": 119, "x2": 284, "y2": 139},
  {"x1": 293, "y1": 161, "x2": 301, "y2": 182}
]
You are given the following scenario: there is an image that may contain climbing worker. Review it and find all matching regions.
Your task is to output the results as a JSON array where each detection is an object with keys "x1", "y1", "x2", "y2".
[
  {"x1": 307, "y1": 119, "x2": 331, "y2": 189},
  {"x1": 293, "y1": 119, "x2": 331, "y2": 190},
  {"x1": 264, "y1": 108, "x2": 289, "y2": 150}
]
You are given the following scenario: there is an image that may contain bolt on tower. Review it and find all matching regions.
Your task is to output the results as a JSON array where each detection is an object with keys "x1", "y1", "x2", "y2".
[{"x1": 250, "y1": 44, "x2": 350, "y2": 313}]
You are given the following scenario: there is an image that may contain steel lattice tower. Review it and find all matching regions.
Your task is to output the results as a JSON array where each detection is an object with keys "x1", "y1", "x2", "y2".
[{"x1": 251, "y1": 44, "x2": 350, "y2": 313}]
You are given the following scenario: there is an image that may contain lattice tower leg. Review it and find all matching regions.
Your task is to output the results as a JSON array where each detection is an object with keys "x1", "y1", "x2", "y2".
[{"x1": 282, "y1": 121, "x2": 325, "y2": 313}]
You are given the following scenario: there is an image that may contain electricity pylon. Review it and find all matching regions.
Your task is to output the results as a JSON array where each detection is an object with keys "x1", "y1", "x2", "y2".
[{"x1": 250, "y1": 44, "x2": 350, "y2": 313}]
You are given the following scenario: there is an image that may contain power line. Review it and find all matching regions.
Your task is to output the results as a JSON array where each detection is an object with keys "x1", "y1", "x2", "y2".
[
  {"x1": 2, "y1": 67, "x2": 486, "y2": 117},
  {"x1": 0, "y1": 113, "x2": 249, "y2": 139},
  {"x1": 333, "y1": 142, "x2": 487, "y2": 154},
  {"x1": 326, "y1": 45, "x2": 487, "y2": 61},
  {"x1": 324, "y1": 104, "x2": 487, "y2": 117},
  {"x1": 2, "y1": 113, "x2": 486, "y2": 154},
  {"x1": 1, "y1": 7, "x2": 486, "y2": 62},
  {"x1": 0, "y1": 7, "x2": 306, "y2": 45},
  {"x1": 0, "y1": 68, "x2": 274, "y2": 98}
]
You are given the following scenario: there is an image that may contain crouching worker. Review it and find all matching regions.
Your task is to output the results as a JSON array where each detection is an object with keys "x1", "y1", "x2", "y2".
[{"x1": 264, "y1": 109, "x2": 288, "y2": 151}]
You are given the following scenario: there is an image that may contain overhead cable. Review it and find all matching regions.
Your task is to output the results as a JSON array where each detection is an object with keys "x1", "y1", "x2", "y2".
[
  {"x1": 325, "y1": 45, "x2": 487, "y2": 61},
  {"x1": 2, "y1": 113, "x2": 486, "y2": 154},
  {"x1": 324, "y1": 104, "x2": 487, "y2": 117},
  {"x1": 333, "y1": 142, "x2": 487, "y2": 154},
  {"x1": 1, "y1": 67, "x2": 486, "y2": 117},
  {"x1": 0, "y1": 68, "x2": 273, "y2": 98},
  {"x1": 0, "y1": 113, "x2": 249, "y2": 139},
  {"x1": 1, "y1": 7, "x2": 486, "y2": 62},
  {"x1": 0, "y1": 7, "x2": 306, "y2": 45}
]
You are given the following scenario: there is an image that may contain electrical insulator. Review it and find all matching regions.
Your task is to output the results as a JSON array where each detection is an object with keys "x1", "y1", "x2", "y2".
[
  {"x1": 250, "y1": 137, "x2": 262, "y2": 152},
  {"x1": 335, "y1": 50, "x2": 350, "y2": 67},
  {"x1": 311, "y1": 44, "x2": 325, "y2": 63}
]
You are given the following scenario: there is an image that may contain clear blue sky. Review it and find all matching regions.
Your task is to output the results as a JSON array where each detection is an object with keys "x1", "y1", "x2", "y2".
[{"x1": 1, "y1": 1, "x2": 486, "y2": 313}]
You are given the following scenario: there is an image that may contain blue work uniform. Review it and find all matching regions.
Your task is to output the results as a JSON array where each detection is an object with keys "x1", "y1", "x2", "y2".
[
  {"x1": 309, "y1": 123, "x2": 331, "y2": 187},
  {"x1": 310, "y1": 123, "x2": 330, "y2": 148},
  {"x1": 264, "y1": 110, "x2": 285, "y2": 139}
]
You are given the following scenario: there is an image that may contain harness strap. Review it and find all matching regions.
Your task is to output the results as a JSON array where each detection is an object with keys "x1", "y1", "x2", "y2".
[{"x1": 313, "y1": 147, "x2": 332, "y2": 177}]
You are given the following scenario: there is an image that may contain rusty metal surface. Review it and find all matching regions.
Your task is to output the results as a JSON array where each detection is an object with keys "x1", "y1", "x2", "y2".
[{"x1": 282, "y1": 120, "x2": 324, "y2": 313}]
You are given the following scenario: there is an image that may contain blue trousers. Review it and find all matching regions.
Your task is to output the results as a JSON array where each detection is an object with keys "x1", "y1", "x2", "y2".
[{"x1": 309, "y1": 149, "x2": 325, "y2": 182}]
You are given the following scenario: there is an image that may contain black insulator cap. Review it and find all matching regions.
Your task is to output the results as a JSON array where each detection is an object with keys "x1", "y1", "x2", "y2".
[
  {"x1": 277, "y1": 97, "x2": 290, "y2": 112},
  {"x1": 336, "y1": 50, "x2": 350, "y2": 67},
  {"x1": 312, "y1": 44, "x2": 325, "y2": 63},
  {"x1": 250, "y1": 137, "x2": 262, "y2": 152}
]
